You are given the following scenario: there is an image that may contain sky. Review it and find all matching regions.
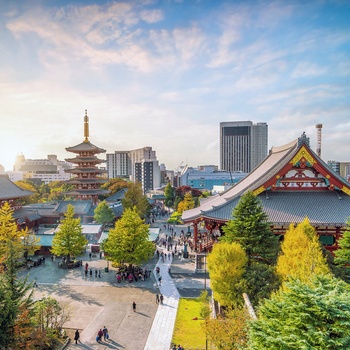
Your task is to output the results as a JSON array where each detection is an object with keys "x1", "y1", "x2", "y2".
[{"x1": 1, "y1": 0, "x2": 350, "y2": 172}]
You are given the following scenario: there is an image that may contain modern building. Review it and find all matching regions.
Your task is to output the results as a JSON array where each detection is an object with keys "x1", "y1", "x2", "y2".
[
  {"x1": 220, "y1": 121, "x2": 268, "y2": 173},
  {"x1": 179, "y1": 165, "x2": 247, "y2": 191},
  {"x1": 106, "y1": 151, "x2": 131, "y2": 179},
  {"x1": 106, "y1": 146, "x2": 161, "y2": 193},
  {"x1": 11, "y1": 154, "x2": 73, "y2": 184},
  {"x1": 328, "y1": 161, "x2": 350, "y2": 182},
  {"x1": 183, "y1": 132, "x2": 350, "y2": 254},
  {"x1": 64, "y1": 110, "x2": 109, "y2": 204}
]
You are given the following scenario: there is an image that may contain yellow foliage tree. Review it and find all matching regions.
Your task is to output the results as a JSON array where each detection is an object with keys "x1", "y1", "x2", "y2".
[
  {"x1": 177, "y1": 192, "x2": 195, "y2": 214},
  {"x1": 207, "y1": 242, "x2": 248, "y2": 307},
  {"x1": 276, "y1": 217, "x2": 331, "y2": 283}
]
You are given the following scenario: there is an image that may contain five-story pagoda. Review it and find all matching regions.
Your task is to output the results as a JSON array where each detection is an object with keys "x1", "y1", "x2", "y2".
[{"x1": 65, "y1": 110, "x2": 109, "y2": 204}]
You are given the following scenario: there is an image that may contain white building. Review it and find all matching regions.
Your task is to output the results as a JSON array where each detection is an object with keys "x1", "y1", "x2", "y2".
[
  {"x1": 12, "y1": 154, "x2": 73, "y2": 184},
  {"x1": 106, "y1": 147, "x2": 161, "y2": 193}
]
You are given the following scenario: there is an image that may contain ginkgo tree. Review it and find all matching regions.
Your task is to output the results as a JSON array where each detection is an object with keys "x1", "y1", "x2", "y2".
[
  {"x1": 102, "y1": 207, "x2": 154, "y2": 267},
  {"x1": 51, "y1": 204, "x2": 87, "y2": 264},
  {"x1": 207, "y1": 241, "x2": 248, "y2": 307},
  {"x1": 276, "y1": 217, "x2": 331, "y2": 283}
]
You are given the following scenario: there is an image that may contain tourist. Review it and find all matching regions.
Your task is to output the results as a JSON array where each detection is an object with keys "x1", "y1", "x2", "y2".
[
  {"x1": 102, "y1": 326, "x2": 108, "y2": 340},
  {"x1": 160, "y1": 294, "x2": 164, "y2": 305},
  {"x1": 97, "y1": 329, "x2": 103, "y2": 341},
  {"x1": 132, "y1": 301, "x2": 136, "y2": 312},
  {"x1": 156, "y1": 293, "x2": 159, "y2": 304},
  {"x1": 89, "y1": 268, "x2": 92, "y2": 276},
  {"x1": 74, "y1": 329, "x2": 80, "y2": 344}
]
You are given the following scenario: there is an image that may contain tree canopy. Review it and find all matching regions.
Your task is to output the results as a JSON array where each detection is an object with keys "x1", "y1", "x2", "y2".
[
  {"x1": 164, "y1": 182, "x2": 175, "y2": 208},
  {"x1": 207, "y1": 242, "x2": 247, "y2": 307},
  {"x1": 335, "y1": 218, "x2": 350, "y2": 268},
  {"x1": 177, "y1": 192, "x2": 195, "y2": 214},
  {"x1": 122, "y1": 182, "x2": 150, "y2": 219},
  {"x1": 248, "y1": 275, "x2": 350, "y2": 350},
  {"x1": 276, "y1": 218, "x2": 331, "y2": 283},
  {"x1": 94, "y1": 200, "x2": 115, "y2": 225},
  {"x1": 51, "y1": 204, "x2": 87, "y2": 263},
  {"x1": 221, "y1": 191, "x2": 279, "y2": 265},
  {"x1": 102, "y1": 207, "x2": 154, "y2": 266}
]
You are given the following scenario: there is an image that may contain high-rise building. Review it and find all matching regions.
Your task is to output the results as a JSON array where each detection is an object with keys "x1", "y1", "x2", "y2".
[
  {"x1": 220, "y1": 121, "x2": 268, "y2": 173},
  {"x1": 106, "y1": 146, "x2": 161, "y2": 193}
]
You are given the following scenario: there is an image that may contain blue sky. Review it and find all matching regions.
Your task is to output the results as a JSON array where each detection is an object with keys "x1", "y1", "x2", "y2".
[{"x1": 1, "y1": 0, "x2": 350, "y2": 171}]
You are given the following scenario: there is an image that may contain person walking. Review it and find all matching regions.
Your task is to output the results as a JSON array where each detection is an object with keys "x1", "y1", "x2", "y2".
[
  {"x1": 156, "y1": 293, "x2": 159, "y2": 304},
  {"x1": 97, "y1": 329, "x2": 103, "y2": 341},
  {"x1": 74, "y1": 329, "x2": 80, "y2": 344},
  {"x1": 102, "y1": 326, "x2": 108, "y2": 340},
  {"x1": 132, "y1": 301, "x2": 136, "y2": 312},
  {"x1": 160, "y1": 294, "x2": 164, "y2": 305}
]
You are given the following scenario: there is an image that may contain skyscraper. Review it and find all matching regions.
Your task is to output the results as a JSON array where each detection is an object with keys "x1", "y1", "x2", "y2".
[{"x1": 220, "y1": 121, "x2": 268, "y2": 173}]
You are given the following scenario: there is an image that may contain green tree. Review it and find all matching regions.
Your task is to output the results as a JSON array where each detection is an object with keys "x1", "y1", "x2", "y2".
[
  {"x1": 207, "y1": 242, "x2": 247, "y2": 307},
  {"x1": 122, "y1": 182, "x2": 150, "y2": 219},
  {"x1": 221, "y1": 191, "x2": 279, "y2": 265},
  {"x1": 0, "y1": 241, "x2": 34, "y2": 348},
  {"x1": 276, "y1": 218, "x2": 331, "y2": 283},
  {"x1": 335, "y1": 219, "x2": 350, "y2": 268},
  {"x1": 94, "y1": 200, "x2": 115, "y2": 226},
  {"x1": 248, "y1": 275, "x2": 350, "y2": 350},
  {"x1": 51, "y1": 204, "x2": 87, "y2": 264},
  {"x1": 102, "y1": 207, "x2": 154, "y2": 267},
  {"x1": 164, "y1": 182, "x2": 175, "y2": 208}
]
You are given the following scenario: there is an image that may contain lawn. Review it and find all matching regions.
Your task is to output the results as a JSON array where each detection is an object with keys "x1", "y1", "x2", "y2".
[{"x1": 172, "y1": 298, "x2": 207, "y2": 350}]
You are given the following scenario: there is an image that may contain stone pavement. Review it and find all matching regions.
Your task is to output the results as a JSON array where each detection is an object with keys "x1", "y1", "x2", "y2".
[{"x1": 19, "y1": 221, "x2": 210, "y2": 350}]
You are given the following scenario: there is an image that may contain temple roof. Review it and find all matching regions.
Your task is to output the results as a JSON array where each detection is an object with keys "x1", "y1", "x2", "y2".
[
  {"x1": 65, "y1": 189, "x2": 110, "y2": 196},
  {"x1": 54, "y1": 200, "x2": 95, "y2": 215},
  {"x1": 65, "y1": 167, "x2": 107, "y2": 174},
  {"x1": 105, "y1": 188, "x2": 128, "y2": 203},
  {"x1": 66, "y1": 178, "x2": 108, "y2": 184},
  {"x1": 0, "y1": 175, "x2": 33, "y2": 200},
  {"x1": 182, "y1": 136, "x2": 350, "y2": 226},
  {"x1": 65, "y1": 156, "x2": 105, "y2": 163},
  {"x1": 66, "y1": 141, "x2": 106, "y2": 154}
]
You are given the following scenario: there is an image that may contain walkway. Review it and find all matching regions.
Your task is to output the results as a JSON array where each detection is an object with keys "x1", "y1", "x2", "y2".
[{"x1": 144, "y1": 253, "x2": 180, "y2": 350}]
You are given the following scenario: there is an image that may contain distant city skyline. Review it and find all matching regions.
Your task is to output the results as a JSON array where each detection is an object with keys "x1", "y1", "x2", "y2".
[{"x1": 1, "y1": 0, "x2": 350, "y2": 171}]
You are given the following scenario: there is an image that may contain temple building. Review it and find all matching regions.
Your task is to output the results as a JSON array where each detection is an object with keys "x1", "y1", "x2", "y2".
[
  {"x1": 64, "y1": 110, "x2": 109, "y2": 204},
  {"x1": 182, "y1": 132, "x2": 350, "y2": 254}
]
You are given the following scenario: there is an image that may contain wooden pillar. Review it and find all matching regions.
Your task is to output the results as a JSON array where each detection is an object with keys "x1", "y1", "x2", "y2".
[{"x1": 194, "y1": 221, "x2": 198, "y2": 244}]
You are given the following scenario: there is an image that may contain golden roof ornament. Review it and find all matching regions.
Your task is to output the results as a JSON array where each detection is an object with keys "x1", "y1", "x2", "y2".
[{"x1": 84, "y1": 109, "x2": 89, "y2": 142}]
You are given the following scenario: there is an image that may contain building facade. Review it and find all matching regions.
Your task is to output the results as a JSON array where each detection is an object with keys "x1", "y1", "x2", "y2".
[
  {"x1": 11, "y1": 154, "x2": 73, "y2": 184},
  {"x1": 179, "y1": 165, "x2": 247, "y2": 190},
  {"x1": 106, "y1": 146, "x2": 161, "y2": 193},
  {"x1": 220, "y1": 121, "x2": 268, "y2": 173}
]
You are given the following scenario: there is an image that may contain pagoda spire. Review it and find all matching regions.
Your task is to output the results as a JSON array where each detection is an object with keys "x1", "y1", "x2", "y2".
[{"x1": 84, "y1": 109, "x2": 89, "y2": 142}]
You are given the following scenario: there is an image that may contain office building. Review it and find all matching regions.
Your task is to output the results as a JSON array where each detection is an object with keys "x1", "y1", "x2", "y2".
[
  {"x1": 220, "y1": 121, "x2": 268, "y2": 173},
  {"x1": 106, "y1": 146, "x2": 161, "y2": 193}
]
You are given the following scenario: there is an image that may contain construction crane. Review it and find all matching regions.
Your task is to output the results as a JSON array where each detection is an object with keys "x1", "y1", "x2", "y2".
[{"x1": 315, "y1": 124, "x2": 323, "y2": 158}]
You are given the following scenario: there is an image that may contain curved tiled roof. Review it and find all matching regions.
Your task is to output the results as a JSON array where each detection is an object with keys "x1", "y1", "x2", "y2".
[
  {"x1": 182, "y1": 139, "x2": 298, "y2": 221},
  {"x1": 66, "y1": 141, "x2": 106, "y2": 154},
  {"x1": 182, "y1": 136, "x2": 350, "y2": 227},
  {"x1": 65, "y1": 157, "x2": 106, "y2": 163},
  {"x1": 0, "y1": 175, "x2": 33, "y2": 200}
]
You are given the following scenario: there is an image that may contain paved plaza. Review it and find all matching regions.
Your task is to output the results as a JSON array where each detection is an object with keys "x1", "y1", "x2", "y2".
[{"x1": 19, "y1": 221, "x2": 210, "y2": 350}]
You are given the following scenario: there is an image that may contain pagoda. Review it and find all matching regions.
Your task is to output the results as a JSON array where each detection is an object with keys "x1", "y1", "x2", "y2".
[
  {"x1": 64, "y1": 110, "x2": 109, "y2": 204},
  {"x1": 183, "y1": 132, "x2": 350, "y2": 254}
]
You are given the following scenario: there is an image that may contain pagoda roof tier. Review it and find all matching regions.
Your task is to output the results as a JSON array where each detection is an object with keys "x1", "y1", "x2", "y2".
[
  {"x1": 183, "y1": 134, "x2": 350, "y2": 226},
  {"x1": 65, "y1": 157, "x2": 106, "y2": 164},
  {"x1": 66, "y1": 141, "x2": 106, "y2": 154},
  {"x1": 66, "y1": 178, "x2": 108, "y2": 184},
  {"x1": 65, "y1": 189, "x2": 110, "y2": 196},
  {"x1": 0, "y1": 175, "x2": 33, "y2": 200},
  {"x1": 65, "y1": 168, "x2": 107, "y2": 174}
]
